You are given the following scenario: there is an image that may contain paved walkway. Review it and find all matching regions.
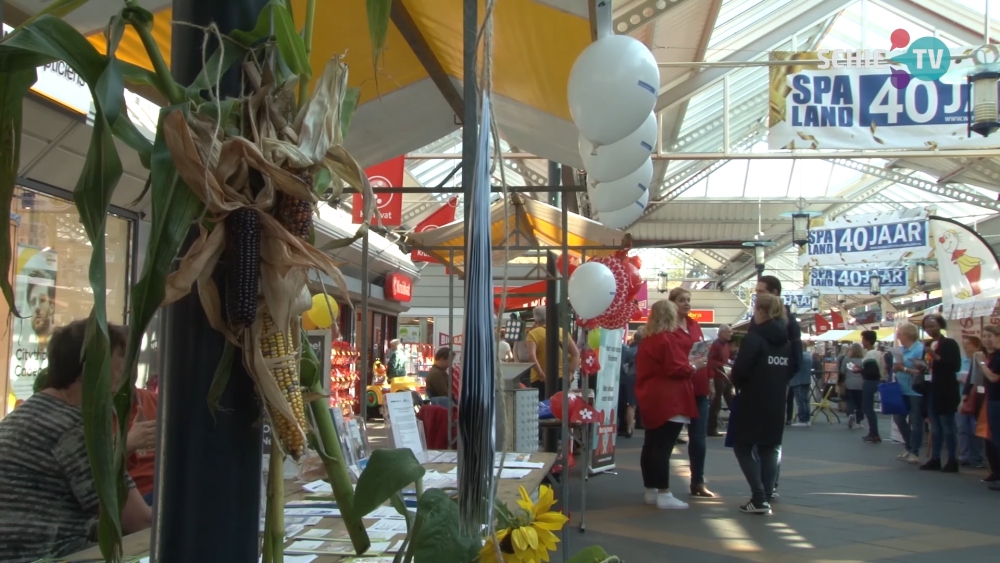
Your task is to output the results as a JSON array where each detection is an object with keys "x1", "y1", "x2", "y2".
[{"x1": 555, "y1": 415, "x2": 1000, "y2": 562}]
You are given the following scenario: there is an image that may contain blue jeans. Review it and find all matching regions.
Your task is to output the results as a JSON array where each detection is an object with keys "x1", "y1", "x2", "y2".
[
  {"x1": 928, "y1": 395, "x2": 958, "y2": 462},
  {"x1": 846, "y1": 389, "x2": 864, "y2": 422},
  {"x1": 688, "y1": 395, "x2": 710, "y2": 485},
  {"x1": 862, "y1": 380, "x2": 880, "y2": 438},
  {"x1": 893, "y1": 395, "x2": 924, "y2": 455},
  {"x1": 957, "y1": 412, "x2": 984, "y2": 465},
  {"x1": 793, "y1": 385, "x2": 810, "y2": 422}
]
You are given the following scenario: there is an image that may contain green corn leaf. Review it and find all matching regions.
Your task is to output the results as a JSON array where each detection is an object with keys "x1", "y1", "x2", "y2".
[
  {"x1": 17, "y1": 0, "x2": 92, "y2": 29},
  {"x1": 0, "y1": 68, "x2": 36, "y2": 318},
  {"x1": 95, "y1": 14, "x2": 126, "y2": 125},
  {"x1": 73, "y1": 104, "x2": 125, "y2": 562},
  {"x1": 208, "y1": 341, "x2": 236, "y2": 420},
  {"x1": 312, "y1": 166, "x2": 332, "y2": 197},
  {"x1": 230, "y1": 3, "x2": 274, "y2": 47},
  {"x1": 366, "y1": 0, "x2": 392, "y2": 70},
  {"x1": 411, "y1": 489, "x2": 481, "y2": 563},
  {"x1": 354, "y1": 448, "x2": 426, "y2": 517},
  {"x1": 340, "y1": 86, "x2": 361, "y2": 139},
  {"x1": 271, "y1": 0, "x2": 312, "y2": 79},
  {"x1": 565, "y1": 546, "x2": 614, "y2": 563}
]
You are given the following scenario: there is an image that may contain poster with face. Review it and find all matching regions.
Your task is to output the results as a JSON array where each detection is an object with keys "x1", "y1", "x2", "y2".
[{"x1": 10, "y1": 245, "x2": 57, "y2": 401}]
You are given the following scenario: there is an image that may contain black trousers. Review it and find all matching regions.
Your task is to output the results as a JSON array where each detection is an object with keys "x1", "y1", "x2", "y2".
[
  {"x1": 985, "y1": 435, "x2": 1000, "y2": 477},
  {"x1": 640, "y1": 421, "x2": 684, "y2": 490},
  {"x1": 785, "y1": 386, "x2": 795, "y2": 423},
  {"x1": 708, "y1": 377, "x2": 734, "y2": 435},
  {"x1": 735, "y1": 442, "x2": 779, "y2": 504}
]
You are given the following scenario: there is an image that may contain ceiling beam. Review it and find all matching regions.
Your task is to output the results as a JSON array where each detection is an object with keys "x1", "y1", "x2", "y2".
[
  {"x1": 610, "y1": 0, "x2": 703, "y2": 36},
  {"x1": 654, "y1": 0, "x2": 854, "y2": 113},
  {"x1": 390, "y1": 0, "x2": 465, "y2": 122}
]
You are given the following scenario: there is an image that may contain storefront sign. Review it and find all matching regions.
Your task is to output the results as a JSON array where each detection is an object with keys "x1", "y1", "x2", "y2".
[
  {"x1": 352, "y1": 156, "x2": 405, "y2": 226},
  {"x1": 2, "y1": 24, "x2": 94, "y2": 116},
  {"x1": 831, "y1": 310, "x2": 847, "y2": 330},
  {"x1": 384, "y1": 272, "x2": 412, "y2": 302},
  {"x1": 799, "y1": 209, "x2": 933, "y2": 267},
  {"x1": 930, "y1": 217, "x2": 1000, "y2": 305},
  {"x1": 10, "y1": 245, "x2": 58, "y2": 402},
  {"x1": 411, "y1": 198, "x2": 458, "y2": 263},
  {"x1": 807, "y1": 265, "x2": 911, "y2": 295},
  {"x1": 688, "y1": 309, "x2": 715, "y2": 323},
  {"x1": 768, "y1": 50, "x2": 999, "y2": 150},
  {"x1": 438, "y1": 333, "x2": 463, "y2": 347},
  {"x1": 589, "y1": 328, "x2": 624, "y2": 475}
]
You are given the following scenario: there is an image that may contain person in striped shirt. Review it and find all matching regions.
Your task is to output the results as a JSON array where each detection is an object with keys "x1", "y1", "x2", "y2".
[{"x1": 0, "y1": 320, "x2": 152, "y2": 562}]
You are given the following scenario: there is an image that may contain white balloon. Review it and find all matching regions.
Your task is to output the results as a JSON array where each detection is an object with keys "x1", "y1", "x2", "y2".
[
  {"x1": 568, "y1": 35, "x2": 660, "y2": 146},
  {"x1": 599, "y1": 189, "x2": 649, "y2": 230},
  {"x1": 587, "y1": 157, "x2": 652, "y2": 213},
  {"x1": 579, "y1": 113, "x2": 657, "y2": 182},
  {"x1": 568, "y1": 262, "x2": 617, "y2": 320}
]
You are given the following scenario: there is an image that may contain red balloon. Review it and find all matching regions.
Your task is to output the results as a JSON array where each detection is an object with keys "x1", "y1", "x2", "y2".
[
  {"x1": 629, "y1": 254, "x2": 642, "y2": 270},
  {"x1": 557, "y1": 254, "x2": 580, "y2": 277},
  {"x1": 626, "y1": 261, "x2": 642, "y2": 299},
  {"x1": 590, "y1": 255, "x2": 629, "y2": 329}
]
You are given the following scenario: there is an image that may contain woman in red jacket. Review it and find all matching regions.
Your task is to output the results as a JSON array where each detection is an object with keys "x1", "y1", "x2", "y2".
[
  {"x1": 636, "y1": 300, "x2": 705, "y2": 509},
  {"x1": 669, "y1": 288, "x2": 714, "y2": 498}
]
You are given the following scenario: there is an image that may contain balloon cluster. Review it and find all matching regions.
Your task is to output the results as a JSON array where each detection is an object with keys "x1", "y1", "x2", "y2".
[
  {"x1": 567, "y1": 250, "x2": 644, "y2": 329},
  {"x1": 568, "y1": 35, "x2": 660, "y2": 230}
]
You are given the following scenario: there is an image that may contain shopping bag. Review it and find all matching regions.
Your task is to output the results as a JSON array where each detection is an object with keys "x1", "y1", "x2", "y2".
[
  {"x1": 976, "y1": 402, "x2": 991, "y2": 440},
  {"x1": 539, "y1": 400, "x2": 554, "y2": 419},
  {"x1": 878, "y1": 380, "x2": 908, "y2": 415},
  {"x1": 724, "y1": 394, "x2": 738, "y2": 448}
]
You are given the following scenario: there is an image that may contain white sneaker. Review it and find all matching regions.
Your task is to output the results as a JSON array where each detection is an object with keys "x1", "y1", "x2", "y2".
[
  {"x1": 791, "y1": 421, "x2": 810, "y2": 427},
  {"x1": 905, "y1": 453, "x2": 920, "y2": 464},
  {"x1": 644, "y1": 489, "x2": 658, "y2": 505},
  {"x1": 656, "y1": 492, "x2": 689, "y2": 510}
]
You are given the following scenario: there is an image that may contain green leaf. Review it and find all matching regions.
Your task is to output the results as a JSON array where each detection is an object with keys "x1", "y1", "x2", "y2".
[
  {"x1": 208, "y1": 341, "x2": 236, "y2": 419},
  {"x1": 354, "y1": 449, "x2": 426, "y2": 517},
  {"x1": 271, "y1": 0, "x2": 312, "y2": 79},
  {"x1": 0, "y1": 68, "x2": 36, "y2": 318},
  {"x1": 299, "y1": 329, "x2": 321, "y2": 391},
  {"x1": 95, "y1": 14, "x2": 126, "y2": 125},
  {"x1": 230, "y1": 3, "x2": 274, "y2": 47},
  {"x1": 411, "y1": 489, "x2": 481, "y2": 563},
  {"x1": 312, "y1": 166, "x2": 332, "y2": 197},
  {"x1": 366, "y1": 0, "x2": 392, "y2": 70},
  {"x1": 73, "y1": 104, "x2": 126, "y2": 562},
  {"x1": 340, "y1": 86, "x2": 361, "y2": 139},
  {"x1": 17, "y1": 0, "x2": 91, "y2": 29},
  {"x1": 184, "y1": 42, "x2": 249, "y2": 100},
  {"x1": 565, "y1": 546, "x2": 614, "y2": 563}
]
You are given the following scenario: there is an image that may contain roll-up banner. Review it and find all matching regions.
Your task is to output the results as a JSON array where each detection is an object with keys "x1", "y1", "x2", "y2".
[
  {"x1": 589, "y1": 328, "x2": 623, "y2": 475},
  {"x1": 799, "y1": 208, "x2": 933, "y2": 267},
  {"x1": 930, "y1": 217, "x2": 1000, "y2": 304},
  {"x1": 768, "y1": 50, "x2": 1000, "y2": 151},
  {"x1": 806, "y1": 265, "x2": 913, "y2": 295}
]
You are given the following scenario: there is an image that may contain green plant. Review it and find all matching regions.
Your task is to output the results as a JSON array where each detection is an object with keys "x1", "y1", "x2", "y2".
[{"x1": 0, "y1": 0, "x2": 393, "y2": 561}]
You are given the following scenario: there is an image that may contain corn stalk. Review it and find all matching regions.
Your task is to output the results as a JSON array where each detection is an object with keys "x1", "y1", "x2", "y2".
[{"x1": 0, "y1": 0, "x2": 385, "y2": 559}]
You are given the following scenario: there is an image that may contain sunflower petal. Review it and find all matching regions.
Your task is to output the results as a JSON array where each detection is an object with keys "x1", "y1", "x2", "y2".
[
  {"x1": 516, "y1": 498, "x2": 534, "y2": 513},
  {"x1": 534, "y1": 526, "x2": 560, "y2": 549},
  {"x1": 511, "y1": 527, "x2": 528, "y2": 552},
  {"x1": 522, "y1": 525, "x2": 538, "y2": 549},
  {"x1": 534, "y1": 486, "x2": 556, "y2": 514}
]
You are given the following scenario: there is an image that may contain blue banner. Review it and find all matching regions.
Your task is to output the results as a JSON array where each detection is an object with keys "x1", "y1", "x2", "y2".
[
  {"x1": 808, "y1": 266, "x2": 911, "y2": 295},
  {"x1": 800, "y1": 210, "x2": 934, "y2": 267}
]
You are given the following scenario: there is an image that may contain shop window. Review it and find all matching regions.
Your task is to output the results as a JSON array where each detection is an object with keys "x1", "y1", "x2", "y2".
[{"x1": 1, "y1": 187, "x2": 131, "y2": 415}]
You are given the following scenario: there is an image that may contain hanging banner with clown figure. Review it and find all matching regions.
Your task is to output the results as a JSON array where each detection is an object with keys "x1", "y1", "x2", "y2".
[
  {"x1": 589, "y1": 327, "x2": 624, "y2": 475},
  {"x1": 799, "y1": 208, "x2": 933, "y2": 267},
  {"x1": 930, "y1": 216, "x2": 1000, "y2": 314}
]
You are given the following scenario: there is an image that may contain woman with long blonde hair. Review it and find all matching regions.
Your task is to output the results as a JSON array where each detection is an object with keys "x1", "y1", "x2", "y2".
[
  {"x1": 635, "y1": 300, "x2": 704, "y2": 510},
  {"x1": 730, "y1": 293, "x2": 792, "y2": 515}
]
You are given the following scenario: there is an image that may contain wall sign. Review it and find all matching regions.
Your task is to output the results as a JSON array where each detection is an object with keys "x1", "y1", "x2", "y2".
[
  {"x1": 384, "y1": 272, "x2": 412, "y2": 302},
  {"x1": 411, "y1": 197, "x2": 458, "y2": 263},
  {"x1": 688, "y1": 309, "x2": 715, "y2": 323},
  {"x1": 3, "y1": 24, "x2": 93, "y2": 116},
  {"x1": 352, "y1": 156, "x2": 405, "y2": 226}
]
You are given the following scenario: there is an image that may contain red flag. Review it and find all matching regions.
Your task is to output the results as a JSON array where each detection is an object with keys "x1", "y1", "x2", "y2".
[
  {"x1": 830, "y1": 310, "x2": 846, "y2": 330},
  {"x1": 352, "y1": 156, "x2": 405, "y2": 226},
  {"x1": 815, "y1": 314, "x2": 831, "y2": 334},
  {"x1": 411, "y1": 197, "x2": 459, "y2": 263}
]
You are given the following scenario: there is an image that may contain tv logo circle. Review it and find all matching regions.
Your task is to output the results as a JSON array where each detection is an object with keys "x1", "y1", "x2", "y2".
[{"x1": 889, "y1": 29, "x2": 951, "y2": 89}]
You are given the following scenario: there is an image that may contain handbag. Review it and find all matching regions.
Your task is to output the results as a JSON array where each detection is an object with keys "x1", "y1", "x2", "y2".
[
  {"x1": 878, "y1": 373, "x2": 909, "y2": 416},
  {"x1": 724, "y1": 394, "x2": 739, "y2": 449},
  {"x1": 976, "y1": 401, "x2": 991, "y2": 440},
  {"x1": 959, "y1": 390, "x2": 978, "y2": 416}
]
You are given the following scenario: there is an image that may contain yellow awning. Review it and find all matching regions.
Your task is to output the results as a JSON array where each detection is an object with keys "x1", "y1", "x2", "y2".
[
  {"x1": 406, "y1": 195, "x2": 627, "y2": 273},
  {"x1": 839, "y1": 328, "x2": 896, "y2": 342}
]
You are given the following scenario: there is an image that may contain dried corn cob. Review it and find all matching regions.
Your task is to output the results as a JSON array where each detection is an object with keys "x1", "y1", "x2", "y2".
[
  {"x1": 224, "y1": 208, "x2": 261, "y2": 327},
  {"x1": 261, "y1": 312, "x2": 307, "y2": 458},
  {"x1": 275, "y1": 192, "x2": 313, "y2": 242}
]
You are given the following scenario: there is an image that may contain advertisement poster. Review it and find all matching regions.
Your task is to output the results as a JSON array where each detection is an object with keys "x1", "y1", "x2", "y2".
[
  {"x1": 352, "y1": 156, "x2": 405, "y2": 226},
  {"x1": 589, "y1": 328, "x2": 624, "y2": 474},
  {"x1": 398, "y1": 326, "x2": 421, "y2": 343},
  {"x1": 930, "y1": 217, "x2": 1000, "y2": 304},
  {"x1": 411, "y1": 198, "x2": 458, "y2": 263},
  {"x1": 768, "y1": 50, "x2": 1000, "y2": 150},
  {"x1": 807, "y1": 265, "x2": 912, "y2": 295},
  {"x1": 799, "y1": 208, "x2": 932, "y2": 267},
  {"x1": 10, "y1": 245, "x2": 57, "y2": 402}
]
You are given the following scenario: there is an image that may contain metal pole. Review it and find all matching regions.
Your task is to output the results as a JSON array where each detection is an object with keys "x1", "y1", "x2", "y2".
[
  {"x1": 548, "y1": 161, "x2": 561, "y2": 207},
  {"x1": 360, "y1": 232, "x2": 369, "y2": 422},
  {"x1": 462, "y1": 0, "x2": 478, "y2": 233},
  {"x1": 543, "y1": 252, "x2": 559, "y2": 453},
  {"x1": 722, "y1": 75, "x2": 731, "y2": 154},
  {"x1": 986, "y1": 0, "x2": 992, "y2": 43},
  {"x1": 156, "y1": 2, "x2": 267, "y2": 561},
  {"x1": 448, "y1": 249, "x2": 455, "y2": 448},
  {"x1": 559, "y1": 184, "x2": 574, "y2": 552}
]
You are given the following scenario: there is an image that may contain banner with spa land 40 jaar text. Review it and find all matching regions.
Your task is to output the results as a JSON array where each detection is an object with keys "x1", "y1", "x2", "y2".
[
  {"x1": 799, "y1": 208, "x2": 933, "y2": 268},
  {"x1": 589, "y1": 328, "x2": 624, "y2": 475}
]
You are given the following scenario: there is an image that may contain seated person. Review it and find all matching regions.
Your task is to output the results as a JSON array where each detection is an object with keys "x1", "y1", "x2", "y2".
[
  {"x1": 0, "y1": 320, "x2": 152, "y2": 562},
  {"x1": 425, "y1": 347, "x2": 454, "y2": 402},
  {"x1": 127, "y1": 386, "x2": 158, "y2": 505}
]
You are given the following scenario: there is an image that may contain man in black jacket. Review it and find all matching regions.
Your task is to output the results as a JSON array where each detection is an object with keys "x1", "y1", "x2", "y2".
[{"x1": 751, "y1": 276, "x2": 803, "y2": 496}]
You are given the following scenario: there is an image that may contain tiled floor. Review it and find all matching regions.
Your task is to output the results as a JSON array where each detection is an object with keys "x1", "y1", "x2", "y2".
[{"x1": 552, "y1": 414, "x2": 999, "y2": 562}]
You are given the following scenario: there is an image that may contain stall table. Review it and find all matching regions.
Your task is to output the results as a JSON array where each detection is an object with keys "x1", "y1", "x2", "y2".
[{"x1": 64, "y1": 453, "x2": 556, "y2": 562}]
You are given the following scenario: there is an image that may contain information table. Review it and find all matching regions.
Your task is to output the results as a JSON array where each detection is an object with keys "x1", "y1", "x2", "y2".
[{"x1": 64, "y1": 452, "x2": 556, "y2": 562}]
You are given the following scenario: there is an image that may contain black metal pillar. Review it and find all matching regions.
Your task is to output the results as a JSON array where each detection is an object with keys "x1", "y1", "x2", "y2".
[
  {"x1": 547, "y1": 161, "x2": 561, "y2": 207},
  {"x1": 543, "y1": 251, "x2": 559, "y2": 452},
  {"x1": 153, "y1": 2, "x2": 267, "y2": 562},
  {"x1": 461, "y1": 0, "x2": 478, "y2": 232}
]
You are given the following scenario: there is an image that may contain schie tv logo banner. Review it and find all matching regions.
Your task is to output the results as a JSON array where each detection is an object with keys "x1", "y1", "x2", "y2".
[{"x1": 816, "y1": 29, "x2": 951, "y2": 89}]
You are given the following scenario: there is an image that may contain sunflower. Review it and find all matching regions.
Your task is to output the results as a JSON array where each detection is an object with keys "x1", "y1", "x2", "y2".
[{"x1": 479, "y1": 485, "x2": 569, "y2": 563}]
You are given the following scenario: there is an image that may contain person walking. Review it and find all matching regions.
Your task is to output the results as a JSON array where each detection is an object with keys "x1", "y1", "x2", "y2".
[
  {"x1": 707, "y1": 325, "x2": 735, "y2": 437},
  {"x1": 920, "y1": 314, "x2": 962, "y2": 473},
  {"x1": 974, "y1": 326, "x2": 1000, "y2": 490},
  {"x1": 635, "y1": 300, "x2": 704, "y2": 510},
  {"x1": 731, "y1": 293, "x2": 793, "y2": 515},
  {"x1": 893, "y1": 323, "x2": 926, "y2": 464},
  {"x1": 789, "y1": 349, "x2": 813, "y2": 427},
  {"x1": 668, "y1": 288, "x2": 714, "y2": 498},
  {"x1": 860, "y1": 330, "x2": 885, "y2": 443},
  {"x1": 844, "y1": 343, "x2": 866, "y2": 431},
  {"x1": 525, "y1": 306, "x2": 580, "y2": 401}
]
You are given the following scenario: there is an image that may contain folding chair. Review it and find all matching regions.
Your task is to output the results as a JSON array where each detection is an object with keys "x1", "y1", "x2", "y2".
[{"x1": 811, "y1": 383, "x2": 841, "y2": 424}]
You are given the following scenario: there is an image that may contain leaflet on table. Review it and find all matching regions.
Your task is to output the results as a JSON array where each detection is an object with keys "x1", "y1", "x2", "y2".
[
  {"x1": 445, "y1": 466, "x2": 532, "y2": 479},
  {"x1": 342, "y1": 558, "x2": 397, "y2": 563},
  {"x1": 384, "y1": 392, "x2": 428, "y2": 463},
  {"x1": 367, "y1": 518, "x2": 410, "y2": 533},
  {"x1": 285, "y1": 507, "x2": 342, "y2": 517},
  {"x1": 261, "y1": 515, "x2": 323, "y2": 532},
  {"x1": 294, "y1": 527, "x2": 397, "y2": 542},
  {"x1": 493, "y1": 452, "x2": 544, "y2": 468},
  {"x1": 286, "y1": 539, "x2": 392, "y2": 555},
  {"x1": 426, "y1": 449, "x2": 459, "y2": 463}
]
